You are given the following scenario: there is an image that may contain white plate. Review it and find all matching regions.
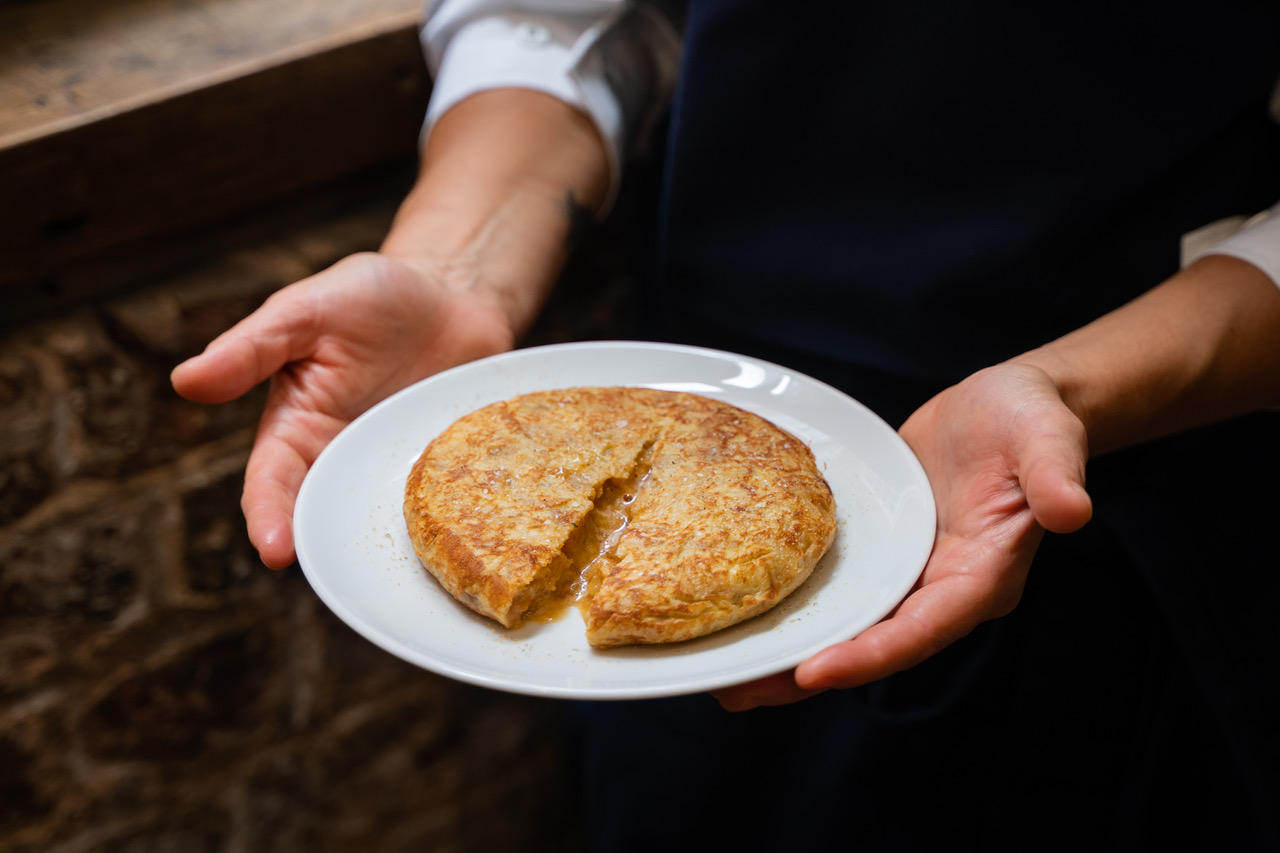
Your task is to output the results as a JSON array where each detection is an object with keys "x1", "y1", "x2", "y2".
[{"x1": 294, "y1": 341, "x2": 935, "y2": 700}]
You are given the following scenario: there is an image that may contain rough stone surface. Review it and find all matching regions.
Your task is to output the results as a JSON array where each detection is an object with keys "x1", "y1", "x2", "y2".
[{"x1": 0, "y1": 174, "x2": 642, "y2": 852}]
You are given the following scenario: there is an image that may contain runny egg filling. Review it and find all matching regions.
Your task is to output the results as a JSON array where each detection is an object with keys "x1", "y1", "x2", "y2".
[{"x1": 525, "y1": 441, "x2": 655, "y2": 623}]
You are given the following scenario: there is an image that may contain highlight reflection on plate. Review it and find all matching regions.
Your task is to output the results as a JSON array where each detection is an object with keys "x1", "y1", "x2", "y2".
[{"x1": 293, "y1": 341, "x2": 935, "y2": 700}]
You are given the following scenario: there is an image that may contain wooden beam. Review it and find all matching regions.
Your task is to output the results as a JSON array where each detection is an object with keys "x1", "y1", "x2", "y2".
[
  {"x1": 0, "y1": 0, "x2": 429, "y2": 304},
  {"x1": 0, "y1": 0, "x2": 424, "y2": 147}
]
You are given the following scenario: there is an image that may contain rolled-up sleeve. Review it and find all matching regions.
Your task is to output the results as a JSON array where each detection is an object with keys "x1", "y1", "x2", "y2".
[
  {"x1": 1197, "y1": 203, "x2": 1280, "y2": 288},
  {"x1": 1185, "y1": 81, "x2": 1280, "y2": 287},
  {"x1": 421, "y1": 0, "x2": 681, "y2": 202}
]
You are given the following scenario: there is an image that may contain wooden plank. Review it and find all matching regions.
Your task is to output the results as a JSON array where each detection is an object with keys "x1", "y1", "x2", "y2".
[
  {"x1": 0, "y1": 0, "x2": 429, "y2": 304},
  {"x1": 0, "y1": 0, "x2": 421, "y2": 146}
]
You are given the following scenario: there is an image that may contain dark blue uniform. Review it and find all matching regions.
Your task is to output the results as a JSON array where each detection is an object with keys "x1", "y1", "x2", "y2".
[{"x1": 569, "y1": 3, "x2": 1280, "y2": 848}]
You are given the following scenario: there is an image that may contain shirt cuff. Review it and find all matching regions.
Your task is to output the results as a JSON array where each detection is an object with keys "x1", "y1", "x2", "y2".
[
  {"x1": 420, "y1": 3, "x2": 680, "y2": 211},
  {"x1": 1185, "y1": 202, "x2": 1280, "y2": 288}
]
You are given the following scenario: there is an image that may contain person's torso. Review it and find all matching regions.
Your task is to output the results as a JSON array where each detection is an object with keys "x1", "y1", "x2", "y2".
[{"x1": 655, "y1": 0, "x2": 1280, "y2": 382}]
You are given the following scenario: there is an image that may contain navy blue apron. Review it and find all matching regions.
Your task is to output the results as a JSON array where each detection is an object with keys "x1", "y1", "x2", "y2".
[{"x1": 568, "y1": 2, "x2": 1280, "y2": 848}]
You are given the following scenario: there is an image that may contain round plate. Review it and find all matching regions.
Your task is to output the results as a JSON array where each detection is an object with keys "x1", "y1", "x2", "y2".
[{"x1": 294, "y1": 341, "x2": 935, "y2": 700}]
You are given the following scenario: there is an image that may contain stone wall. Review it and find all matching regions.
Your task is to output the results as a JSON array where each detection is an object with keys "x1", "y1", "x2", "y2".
[{"x1": 0, "y1": 177, "x2": 639, "y2": 852}]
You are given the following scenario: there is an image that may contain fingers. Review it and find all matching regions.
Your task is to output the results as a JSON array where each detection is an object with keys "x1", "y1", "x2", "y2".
[
  {"x1": 721, "y1": 530, "x2": 1039, "y2": 709},
  {"x1": 711, "y1": 670, "x2": 826, "y2": 712},
  {"x1": 240, "y1": 384, "x2": 347, "y2": 568},
  {"x1": 715, "y1": 549, "x2": 1018, "y2": 709},
  {"x1": 716, "y1": 540, "x2": 1005, "y2": 710},
  {"x1": 715, "y1": 365, "x2": 1090, "y2": 711},
  {"x1": 168, "y1": 288, "x2": 318, "y2": 567},
  {"x1": 794, "y1": 517, "x2": 1040, "y2": 692},
  {"x1": 795, "y1": 617, "x2": 938, "y2": 694},
  {"x1": 793, "y1": 584, "x2": 955, "y2": 693},
  {"x1": 242, "y1": 434, "x2": 308, "y2": 569},
  {"x1": 171, "y1": 288, "x2": 317, "y2": 404}
]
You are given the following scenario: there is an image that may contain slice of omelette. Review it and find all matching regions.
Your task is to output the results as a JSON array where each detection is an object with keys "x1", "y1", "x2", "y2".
[{"x1": 403, "y1": 387, "x2": 836, "y2": 648}]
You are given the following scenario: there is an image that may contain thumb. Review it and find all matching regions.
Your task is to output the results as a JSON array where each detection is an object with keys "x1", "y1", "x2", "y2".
[
  {"x1": 1020, "y1": 420, "x2": 1092, "y2": 534},
  {"x1": 171, "y1": 289, "x2": 317, "y2": 404}
]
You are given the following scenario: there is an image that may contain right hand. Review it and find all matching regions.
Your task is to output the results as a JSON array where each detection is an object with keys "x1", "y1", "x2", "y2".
[
  {"x1": 173, "y1": 89, "x2": 613, "y2": 568},
  {"x1": 714, "y1": 362, "x2": 1092, "y2": 711},
  {"x1": 171, "y1": 251, "x2": 515, "y2": 568}
]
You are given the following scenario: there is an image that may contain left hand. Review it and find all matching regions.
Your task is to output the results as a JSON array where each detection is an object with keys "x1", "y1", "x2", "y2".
[
  {"x1": 171, "y1": 253, "x2": 516, "y2": 568},
  {"x1": 713, "y1": 363, "x2": 1094, "y2": 711}
]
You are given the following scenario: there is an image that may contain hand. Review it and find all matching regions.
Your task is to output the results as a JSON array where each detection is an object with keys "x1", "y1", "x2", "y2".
[
  {"x1": 171, "y1": 252, "x2": 515, "y2": 568},
  {"x1": 170, "y1": 90, "x2": 612, "y2": 570},
  {"x1": 713, "y1": 363, "x2": 1094, "y2": 710}
]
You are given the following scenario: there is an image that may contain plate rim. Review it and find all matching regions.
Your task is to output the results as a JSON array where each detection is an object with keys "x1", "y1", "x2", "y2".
[{"x1": 294, "y1": 340, "x2": 936, "y2": 699}]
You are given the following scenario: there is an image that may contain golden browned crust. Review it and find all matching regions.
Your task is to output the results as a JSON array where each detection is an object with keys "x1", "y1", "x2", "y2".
[{"x1": 403, "y1": 387, "x2": 836, "y2": 646}]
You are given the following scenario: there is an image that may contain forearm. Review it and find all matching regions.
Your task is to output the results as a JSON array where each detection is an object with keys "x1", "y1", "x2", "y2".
[
  {"x1": 1015, "y1": 254, "x2": 1280, "y2": 457},
  {"x1": 380, "y1": 88, "x2": 611, "y2": 337}
]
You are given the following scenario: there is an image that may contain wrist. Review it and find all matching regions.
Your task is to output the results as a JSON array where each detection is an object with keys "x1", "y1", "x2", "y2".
[
  {"x1": 1008, "y1": 254, "x2": 1280, "y2": 457},
  {"x1": 1006, "y1": 347, "x2": 1103, "y2": 454},
  {"x1": 380, "y1": 89, "x2": 610, "y2": 335}
]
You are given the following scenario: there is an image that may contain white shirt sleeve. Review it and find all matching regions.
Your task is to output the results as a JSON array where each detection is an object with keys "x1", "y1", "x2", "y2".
[
  {"x1": 1188, "y1": 204, "x2": 1280, "y2": 287},
  {"x1": 1184, "y1": 80, "x2": 1280, "y2": 288},
  {"x1": 420, "y1": 0, "x2": 681, "y2": 206}
]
